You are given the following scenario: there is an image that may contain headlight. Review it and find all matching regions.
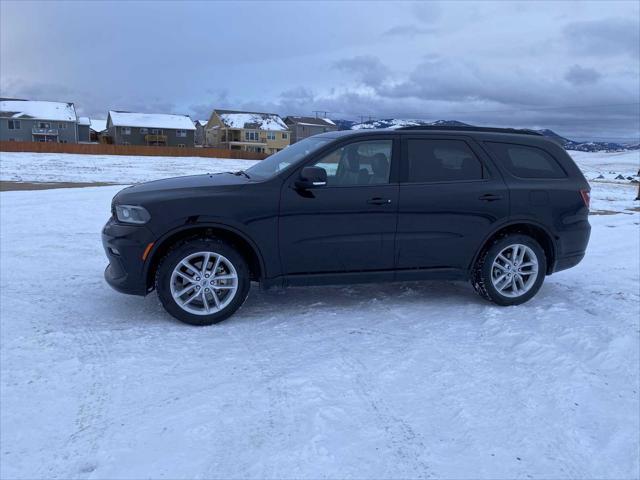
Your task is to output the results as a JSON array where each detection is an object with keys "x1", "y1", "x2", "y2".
[{"x1": 115, "y1": 205, "x2": 151, "y2": 224}]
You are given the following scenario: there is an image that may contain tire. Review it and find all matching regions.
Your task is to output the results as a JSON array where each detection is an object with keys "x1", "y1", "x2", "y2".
[
  {"x1": 155, "y1": 238, "x2": 251, "y2": 326},
  {"x1": 472, "y1": 234, "x2": 547, "y2": 306}
]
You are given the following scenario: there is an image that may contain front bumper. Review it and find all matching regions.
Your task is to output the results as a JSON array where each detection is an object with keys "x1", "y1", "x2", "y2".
[{"x1": 102, "y1": 217, "x2": 154, "y2": 296}]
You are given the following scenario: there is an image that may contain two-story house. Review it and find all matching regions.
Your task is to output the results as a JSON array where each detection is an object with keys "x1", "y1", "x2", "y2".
[
  {"x1": 205, "y1": 109, "x2": 290, "y2": 154},
  {"x1": 0, "y1": 98, "x2": 79, "y2": 143},
  {"x1": 106, "y1": 111, "x2": 196, "y2": 147},
  {"x1": 284, "y1": 116, "x2": 337, "y2": 143}
]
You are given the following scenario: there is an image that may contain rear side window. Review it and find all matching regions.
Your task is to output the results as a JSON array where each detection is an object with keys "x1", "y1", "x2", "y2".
[
  {"x1": 485, "y1": 142, "x2": 566, "y2": 179},
  {"x1": 406, "y1": 139, "x2": 484, "y2": 183}
]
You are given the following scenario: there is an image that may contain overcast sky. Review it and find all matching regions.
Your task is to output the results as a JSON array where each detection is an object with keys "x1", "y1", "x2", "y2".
[{"x1": 1, "y1": 0, "x2": 639, "y2": 141}]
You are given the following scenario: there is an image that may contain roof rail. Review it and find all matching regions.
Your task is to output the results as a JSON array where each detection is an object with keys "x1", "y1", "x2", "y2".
[{"x1": 396, "y1": 125, "x2": 544, "y2": 136}]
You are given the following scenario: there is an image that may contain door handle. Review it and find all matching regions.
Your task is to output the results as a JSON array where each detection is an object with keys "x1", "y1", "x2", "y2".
[
  {"x1": 367, "y1": 197, "x2": 392, "y2": 205},
  {"x1": 479, "y1": 194, "x2": 503, "y2": 202}
]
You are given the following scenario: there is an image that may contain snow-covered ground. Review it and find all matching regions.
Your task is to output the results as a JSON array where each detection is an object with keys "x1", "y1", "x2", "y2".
[
  {"x1": 0, "y1": 152, "x2": 257, "y2": 184},
  {"x1": 0, "y1": 150, "x2": 639, "y2": 479}
]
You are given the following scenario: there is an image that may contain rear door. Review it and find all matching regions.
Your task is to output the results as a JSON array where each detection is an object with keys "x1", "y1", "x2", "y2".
[{"x1": 396, "y1": 135, "x2": 509, "y2": 271}]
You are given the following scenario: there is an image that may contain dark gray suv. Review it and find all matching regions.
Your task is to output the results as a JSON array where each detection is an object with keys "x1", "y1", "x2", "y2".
[{"x1": 103, "y1": 126, "x2": 591, "y2": 325}]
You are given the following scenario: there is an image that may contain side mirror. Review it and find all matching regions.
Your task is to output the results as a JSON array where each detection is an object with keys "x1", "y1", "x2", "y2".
[{"x1": 295, "y1": 166, "x2": 327, "y2": 189}]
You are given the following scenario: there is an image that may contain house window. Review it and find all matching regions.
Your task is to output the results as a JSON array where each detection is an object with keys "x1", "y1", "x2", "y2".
[
  {"x1": 245, "y1": 131, "x2": 259, "y2": 141},
  {"x1": 59, "y1": 123, "x2": 67, "y2": 129},
  {"x1": 150, "y1": 128, "x2": 162, "y2": 135},
  {"x1": 282, "y1": 132, "x2": 288, "y2": 140},
  {"x1": 140, "y1": 128, "x2": 149, "y2": 134},
  {"x1": 7, "y1": 120, "x2": 21, "y2": 130},
  {"x1": 122, "y1": 127, "x2": 131, "y2": 135},
  {"x1": 176, "y1": 130, "x2": 187, "y2": 138},
  {"x1": 38, "y1": 122, "x2": 51, "y2": 129},
  {"x1": 267, "y1": 131, "x2": 276, "y2": 140}
]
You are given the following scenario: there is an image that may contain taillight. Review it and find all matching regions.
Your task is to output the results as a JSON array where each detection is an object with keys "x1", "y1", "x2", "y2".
[{"x1": 580, "y1": 189, "x2": 590, "y2": 209}]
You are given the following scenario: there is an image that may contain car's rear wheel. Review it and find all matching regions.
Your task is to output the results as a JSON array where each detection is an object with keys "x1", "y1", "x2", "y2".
[
  {"x1": 155, "y1": 239, "x2": 250, "y2": 325},
  {"x1": 472, "y1": 234, "x2": 546, "y2": 306}
]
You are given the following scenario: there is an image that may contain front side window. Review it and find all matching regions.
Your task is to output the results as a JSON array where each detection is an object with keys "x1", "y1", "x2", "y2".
[
  {"x1": 140, "y1": 128, "x2": 149, "y2": 134},
  {"x1": 38, "y1": 122, "x2": 51, "y2": 129},
  {"x1": 8, "y1": 120, "x2": 20, "y2": 130},
  {"x1": 176, "y1": 129, "x2": 187, "y2": 138},
  {"x1": 311, "y1": 139, "x2": 393, "y2": 186},
  {"x1": 282, "y1": 132, "x2": 288, "y2": 140},
  {"x1": 122, "y1": 127, "x2": 131, "y2": 135},
  {"x1": 406, "y1": 139, "x2": 483, "y2": 183},
  {"x1": 484, "y1": 142, "x2": 566, "y2": 179},
  {"x1": 267, "y1": 131, "x2": 276, "y2": 140},
  {"x1": 59, "y1": 123, "x2": 67, "y2": 129},
  {"x1": 150, "y1": 128, "x2": 162, "y2": 135},
  {"x1": 245, "y1": 130, "x2": 259, "y2": 141}
]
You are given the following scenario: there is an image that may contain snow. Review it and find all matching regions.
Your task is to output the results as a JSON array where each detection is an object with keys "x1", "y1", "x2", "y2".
[
  {"x1": 108, "y1": 111, "x2": 196, "y2": 130},
  {"x1": 0, "y1": 99, "x2": 77, "y2": 122},
  {"x1": 218, "y1": 112, "x2": 288, "y2": 131},
  {"x1": 324, "y1": 118, "x2": 336, "y2": 126},
  {"x1": 0, "y1": 152, "x2": 257, "y2": 184},
  {"x1": 77, "y1": 116, "x2": 90, "y2": 126},
  {"x1": 89, "y1": 118, "x2": 107, "y2": 133},
  {"x1": 0, "y1": 150, "x2": 639, "y2": 478}
]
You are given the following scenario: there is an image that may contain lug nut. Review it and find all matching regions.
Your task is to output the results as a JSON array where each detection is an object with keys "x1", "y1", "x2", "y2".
[
  {"x1": 196, "y1": 277, "x2": 200, "y2": 281},
  {"x1": 205, "y1": 274, "x2": 210, "y2": 278},
  {"x1": 205, "y1": 288, "x2": 210, "y2": 292}
]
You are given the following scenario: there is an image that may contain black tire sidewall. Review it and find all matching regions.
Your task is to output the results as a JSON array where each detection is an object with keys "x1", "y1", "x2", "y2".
[
  {"x1": 156, "y1": 239, "x2": 250, "y2": 326},
  {"x1": 480, "y1": 234, "x2": 547, "y2": 306}
]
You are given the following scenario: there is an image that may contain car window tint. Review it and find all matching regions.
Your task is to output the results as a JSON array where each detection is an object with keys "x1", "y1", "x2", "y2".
[
  {"x1": 406, "y1": 139, "x2": 483, "y2": 183},
  {"x1": 312, "y1": 140, "x2": 393, "y2": 186},
  {"x1": 484, "y1": 142, "x2": 566, "y2": 179}
]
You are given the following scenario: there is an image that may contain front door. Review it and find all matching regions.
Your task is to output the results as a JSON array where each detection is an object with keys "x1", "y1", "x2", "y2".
[
  {"x1": 396, "y1": 135, "x2": 509, "y2": 271},
  {"x1": 279, "y1": 137, "x2": 399, "y2": 275}
]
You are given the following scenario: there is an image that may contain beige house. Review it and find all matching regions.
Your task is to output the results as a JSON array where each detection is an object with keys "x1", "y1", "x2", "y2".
[{"x1": 205, "y1": 109, "x2": 290, "y2": 154}]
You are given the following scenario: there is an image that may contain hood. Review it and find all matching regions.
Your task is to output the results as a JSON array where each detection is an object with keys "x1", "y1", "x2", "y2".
[{"x1": 114, "y1": 172, "x2": 250, "y2": 203}]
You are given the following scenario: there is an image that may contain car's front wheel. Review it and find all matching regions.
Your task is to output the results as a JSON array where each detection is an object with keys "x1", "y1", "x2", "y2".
[
  {"x1": 155, "y1": 238, "x2": 250, "y2": 325},
  {"x1": 472, "y1": 234, "x2": 546, "y2": 306}
]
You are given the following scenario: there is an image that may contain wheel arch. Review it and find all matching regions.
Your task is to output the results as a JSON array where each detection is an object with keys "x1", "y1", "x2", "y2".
[
  {"x1": 470, "y1": 220, "x2": 557, "y2": 275},
  {"x1": 144, "y1": 223, "x2": 265, "y2": 292}
]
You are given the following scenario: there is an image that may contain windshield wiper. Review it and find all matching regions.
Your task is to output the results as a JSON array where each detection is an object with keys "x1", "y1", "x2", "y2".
[{"x1": 233, "y1": 170, "x2": 251, "y2": 179}]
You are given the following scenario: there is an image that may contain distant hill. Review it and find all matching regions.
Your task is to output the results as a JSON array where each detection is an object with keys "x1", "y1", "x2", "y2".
[{"x1": 329, "y1": 118, "x2": 634, "y2": 152}]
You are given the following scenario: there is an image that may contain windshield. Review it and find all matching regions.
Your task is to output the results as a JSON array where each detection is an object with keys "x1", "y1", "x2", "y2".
[{"x1": 245, "y1": 136, "x2": 333, "y2": 179}]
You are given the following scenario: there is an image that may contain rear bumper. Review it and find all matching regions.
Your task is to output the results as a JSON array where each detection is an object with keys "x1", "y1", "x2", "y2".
[
  {"x1": 551, "y1": 219, "x2": 591, "y2": 273},
  {"x1": 102, "y1": 217, "x2": 154, "y2": 296}
]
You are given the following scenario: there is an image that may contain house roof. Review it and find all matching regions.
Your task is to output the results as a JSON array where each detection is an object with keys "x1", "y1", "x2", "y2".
[
  {"x1": 78, "y1": 116, "x2": 90, "y2": 126},
  {"x1": 90, "y1": 118, "x2": 107, "y2": 133},
  {"x1": 0, "y1": 99, "x2": 77, "y2": 122},
  {"x1": 108, "y1": 111, "x2": 196, "y2": 130},
  {"x1": 215, "y1": 109, "x2": 288, "y2": 131},
  {"x1": 284, "y1": 116, "x2": 336, "y2": 127}
]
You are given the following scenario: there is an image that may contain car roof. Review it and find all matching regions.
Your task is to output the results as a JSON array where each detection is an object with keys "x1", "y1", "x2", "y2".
[{"x1": 316, "y1": 127, "x2": 555, "y2": 146}]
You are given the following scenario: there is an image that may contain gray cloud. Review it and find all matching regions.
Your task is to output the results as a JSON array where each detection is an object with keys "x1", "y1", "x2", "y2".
[
  {"x1": 564, "y1": 65, "x2": 602, "y2": 86},
  {"x1": 564, "y1": 17, "x2": 640, "y2": 58},
  {"x1": 383, "y1": 24, "x2": 437, "y2": 37},
  {"x1": 333, "y1": 56, "x2": 390, "y2": 88}
]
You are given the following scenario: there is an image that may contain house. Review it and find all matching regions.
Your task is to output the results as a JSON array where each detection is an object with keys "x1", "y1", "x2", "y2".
[
  {"x1": 77, "y1": 117, "x2": 91, "y2": 142},
  {"x1": 0, "y1": 98, "x2": 79, "y2": 143},
  {"x1": 89, "y1": 118, "x2": 107, "y2": 143},
  {"x1": 284, "y1": 116, "x2": 337, "y2": 143},
  {"x1": 205, "y1": 109, "x2": 290, "y2": 154},
  {"x1": 106, "y1": 111, "x2": 196, "y2": 147},
  {"x1": 194, "y1": 119, "x2": 207, "y2": 146}
]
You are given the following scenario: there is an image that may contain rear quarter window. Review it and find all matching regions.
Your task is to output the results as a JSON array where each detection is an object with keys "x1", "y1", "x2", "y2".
[{"x1": 484, "y1": 142, "x2": 566, "y2": 179}]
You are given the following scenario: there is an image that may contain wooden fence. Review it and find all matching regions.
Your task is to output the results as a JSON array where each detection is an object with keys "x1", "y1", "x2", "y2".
[{"x1": 0, "y1": 141, "x2": 268, "y2": 160}]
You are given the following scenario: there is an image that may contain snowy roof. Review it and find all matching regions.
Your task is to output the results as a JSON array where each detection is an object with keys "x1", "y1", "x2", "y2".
[
  {"x1": 78, "y1": 116, "x2": 90, "y2": 126},
  {"x1": 0, "y1": 99, "x2": 77, "y2": 122},
  {"x1": 90, "y1": 118, "x2": 107, "y2": 132},
  {"x1": 215, "y1": 109, "x2": 288, "y2": 131},
  {"x1": 108, "y1": 111, "x2": 195, "y2": 130},
  {"x1": 195, "y1": 119, "x2": 208, "y2": 127},
  {"x1": 285, "y1": 116, "x2": 336, "y2": 128}
]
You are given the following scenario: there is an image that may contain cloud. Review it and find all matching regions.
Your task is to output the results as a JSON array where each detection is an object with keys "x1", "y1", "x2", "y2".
[
  {"x1": 563, "y1": 18, "x2": 640, "y2": 58},
  {"x1": 383, "y1": 25, "x2": 437, "y2": 37},
  {"x1": 333, "y1": 56, "x2": 390, "y2": 88},
  {"x1": 564, "y1": 65, "x2": 602, "y2": 86}
]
